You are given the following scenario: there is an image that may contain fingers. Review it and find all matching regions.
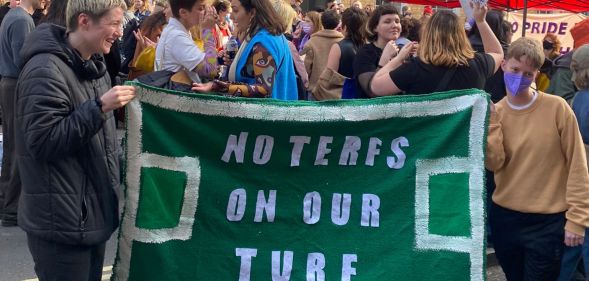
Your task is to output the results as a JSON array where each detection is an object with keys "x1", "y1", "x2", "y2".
[{"x1": 564, "y1": 232, "x2": 585, "y2": 247}]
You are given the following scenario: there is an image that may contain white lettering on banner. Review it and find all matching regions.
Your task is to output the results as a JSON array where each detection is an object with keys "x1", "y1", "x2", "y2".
[
  {"x1": 314, "y1": 136, "x2": 334, "y2": 166},
  {"x1": 222, "y1": 132, "x2": 249, "y2": 163},
  {"x1": 227, "y1": 189, "x2": 382, "y2": 226},
  {"x1": 290, "y1": 136, "x2": 311, "y2": 167},
  {"x1": 307, "y1": 253, "x2": 326, "y2": 281},
  {"x1": 387, "y1": 137, "x2": 410, "y2": 169},
  {"x1": 222, "y1": 133, "x2": 410, "y2": 170},
  {"x1": 253, "y1": 135, "x2": 274, "y2": 165},
  {"x1": 339, "y1": 136, "x2": 361, "y2": 165},
  {"x1": 236, "y1": 248, "x2": 258, "y2": 281},
  {"x1": 303, "y1": 192, "x2": 322, "y2": 224},
  {"x1": 331, "y1": 193, "x2": 352, "y2": 226},
  {"x1": 234, "y1": 249, "x2": 358, "y2": 280},
  {"x1": 365, "y1": 137, "x2": 382, "y2": 166},
  {"x1": 361, "y1": 194, "x2": 380, "y2": 227},
  {"x1": 227, "y1": 189, "x2": 247, "y2": 221},
  {"x1": 255, "y1": 190, "x2": 277, "y2": 223},
  {"x1": 341, "y1": 254, "x2": 357, "y2": 281},
  {"x1": 272, "y1": 251, "x2": 294, "y2": 281}
]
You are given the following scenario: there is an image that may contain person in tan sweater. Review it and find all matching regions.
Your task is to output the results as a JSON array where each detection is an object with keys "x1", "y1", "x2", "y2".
[
  {"x1": 301, "y1": 10, "x2": 343, "y2": 96},
  {"x1": 486, "y1": 37, "x2": 589, "y2": 281}
]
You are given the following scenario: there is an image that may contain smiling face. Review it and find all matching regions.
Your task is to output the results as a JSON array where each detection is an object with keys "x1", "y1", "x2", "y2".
[
  {"x1": 375, "y1": 13, "x2": 401, "y2": 41},
  {"x1": 230, "y1": 0, "x2": 253, "y2": 33},
  {"x1": 83, "y1": 7, "x2": 124, "y2": 55}
]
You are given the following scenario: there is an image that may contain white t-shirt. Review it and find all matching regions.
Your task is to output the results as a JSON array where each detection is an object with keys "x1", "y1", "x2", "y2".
[{"x1": 155, "y1": 18, "x2": 205, "y2": 82}]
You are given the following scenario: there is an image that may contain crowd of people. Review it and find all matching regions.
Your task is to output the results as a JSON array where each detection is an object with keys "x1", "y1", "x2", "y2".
[{"x1": 1, "y1": 0, "x2": 589, "y2": 279}]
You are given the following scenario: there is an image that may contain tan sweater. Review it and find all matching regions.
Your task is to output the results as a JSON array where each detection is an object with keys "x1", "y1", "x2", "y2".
[
  {"x1": 486, "y1": 91, "x2": 589, "y2": 236},
  {"x1": 301, "y1": 29, "x2": 343, "y2": 92}
]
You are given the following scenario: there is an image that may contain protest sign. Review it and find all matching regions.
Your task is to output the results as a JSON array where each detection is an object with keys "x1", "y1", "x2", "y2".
[
  {"x1": 508, "y1": 12, "x2": 587, "y2": 54},
  {"x1": 112, "y1": 83, "x2": 489, "y2": 281}
]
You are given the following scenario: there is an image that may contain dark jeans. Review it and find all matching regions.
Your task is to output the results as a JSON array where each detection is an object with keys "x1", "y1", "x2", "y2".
[
  {"x1": 0, "y1": 77, "x2": 20, "y2": 222},
  {"x1": 557, "y1": 228, "x2": 589, "y2": 281},
  {"x1": 27, "y1": 234, "x2": 107, "y2": 281},
  {"x1": 490, "y1": 202, "x2": 565, "y2": 281}
]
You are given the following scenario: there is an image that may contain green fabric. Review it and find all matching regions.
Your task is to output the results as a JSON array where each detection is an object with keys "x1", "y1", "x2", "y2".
[{"x1": 112, "y1": 82, "x2": 490, "y2": 281}]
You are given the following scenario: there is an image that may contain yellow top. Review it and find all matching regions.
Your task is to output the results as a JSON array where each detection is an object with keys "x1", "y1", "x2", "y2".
[
  {"x1": 486, "y1": 91, "x2": 589, "y2": 236},
  {"x1": 535, "y1": 72, "x2": 551, "y2": 92}
]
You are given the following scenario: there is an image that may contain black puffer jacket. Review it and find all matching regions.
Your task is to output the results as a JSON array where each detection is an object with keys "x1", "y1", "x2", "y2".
[{"x1": 15, "y1": 23, "x2": 120, "y2": 246}]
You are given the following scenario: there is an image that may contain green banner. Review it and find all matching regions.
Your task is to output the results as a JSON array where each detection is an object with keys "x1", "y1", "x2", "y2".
[{"x1": 112, "y1": 82, "x2": 489, "y2": 281}]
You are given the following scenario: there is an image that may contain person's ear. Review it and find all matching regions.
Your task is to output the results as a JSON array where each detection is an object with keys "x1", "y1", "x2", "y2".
[
  {"x1": 500, "y1": 59, "x2": 507, "y2": 72},
  {"x1": 77, "y1": 13, "x2": 91, "y2": 30},
  {"x1": 178, "y1": 8, "x2": 188, "y2": 19}
]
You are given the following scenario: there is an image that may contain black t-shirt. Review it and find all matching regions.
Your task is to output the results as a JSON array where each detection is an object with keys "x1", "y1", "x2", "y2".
[
  {"x1": 389, "y1": 53, "x2": 495, "y2": 95},
  {"x1": 354, "y1": 43, "x2": 383, "y2": 78},
  {"x1": 353, "y1": 43, "x2": 383, "y2": 99}
]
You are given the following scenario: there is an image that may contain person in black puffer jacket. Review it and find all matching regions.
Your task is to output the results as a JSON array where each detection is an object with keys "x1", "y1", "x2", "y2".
[{"x1": 15, "y1": 0, "x2": 136, "y2": 279}]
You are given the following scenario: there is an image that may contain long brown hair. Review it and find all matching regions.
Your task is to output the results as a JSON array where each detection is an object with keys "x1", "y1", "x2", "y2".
[
  {"x1": 419, "y1": 10, "x2": 475, "y2": 67},
  {"x1": 240, "y1": 0, "x2": 286, "y2": 37}
]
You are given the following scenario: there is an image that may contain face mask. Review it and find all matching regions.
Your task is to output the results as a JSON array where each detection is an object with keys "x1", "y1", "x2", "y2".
[
  {"x1": 543, "y1": 40, "x2": 554, "y2": 50},
  {"x1": 301, "y1": 22, "x2": 312, "y2": 33},
  {"x1": 504, "y1": 72, "x2": 533, "y2": 96}
]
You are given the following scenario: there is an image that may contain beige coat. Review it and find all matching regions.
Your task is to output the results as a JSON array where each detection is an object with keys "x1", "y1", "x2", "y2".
[{"x1": 301, "y1": 29, "x2": 344, "y2": 92}]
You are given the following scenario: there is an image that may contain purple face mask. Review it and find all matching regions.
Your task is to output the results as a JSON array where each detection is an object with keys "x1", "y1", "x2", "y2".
[
  {"x1": 504, "y1": 72, "x2": 533, "y2": 96},
  {"x1": 301, "y1": 22, "x2": 312, "y2": 33}
]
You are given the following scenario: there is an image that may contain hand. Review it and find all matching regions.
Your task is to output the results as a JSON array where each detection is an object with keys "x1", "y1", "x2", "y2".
[
  {"x1": 100, "y1": 86, "x2": 136, "y2": 113},
  {"x1": 471, "y1": 1, "x2": 488, "y2": 24},
  {"x1": 379, "y1": 41, "x2": 399, "y2": 67},
  {"x1": 396, "y1": 41, "x2": 419, "y2": 61},
  {"x1": 192, "y1": 82, "x2": 214, "y2": 92},
  {"x1": 565, "y1": 231, "x2": 585, "y2": 247},
  {"x1": 489, "y1": 102, "x2": 496, "y2": 115},
  {"x1": 201, "y1": 6, "x2": 218, "y2": 30},
  {"x1": 134, "y1": 30, "x2": 156, "y2": 49}
]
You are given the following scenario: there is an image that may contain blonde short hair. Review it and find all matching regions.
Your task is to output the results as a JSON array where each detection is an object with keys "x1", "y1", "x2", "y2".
[
  {"x1": 66, "y1": 0, "x2": 126, "y2": 31},
  {"x1": 506, "y1": 37, "x2": 545, "y2": 70},
  {"x1": 418, "y1": 10, "x2": 475, "y2": 67},
  {"x1": 272, "y1": 0, "x2": 296, "y2": 33}
]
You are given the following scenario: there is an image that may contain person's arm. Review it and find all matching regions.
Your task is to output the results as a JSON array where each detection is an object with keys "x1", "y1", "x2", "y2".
[
  {"x1": 16, "y1": 61, "x2": 135, "y2": 161},
  {"x1": 192, "y1": 28, "x2": 219, "y2": 79},
  {"x1": 302, "y1": 45, "x2": 313, "y2": 80},
  {"x1": 10, "y1": 18, "x2": 34, "y2": 70},
  {"x1": 472, "y1": 2, "x2": 503, "y2": 73},
  {"x1": 559, "y1": 108, "x2": 589, "y2": 242},
  {"x1": 193, "y1": 43, "x2": 277, "y2": 98},
  {"x1": 370, "y1": 42, "x2": 417, "y2": 96},
  {"x1": 485, "y1": 103, "x2": 506, "y2": 171},
  {"x1": 129, "y1": 29, "x2": 155, "y2": 68},
  {"x1": 190, "y1": 6, "x2": 219, "y2": 79},
  {"x1": 325, "y1": 43, "x2": 341, "y2": 72}
]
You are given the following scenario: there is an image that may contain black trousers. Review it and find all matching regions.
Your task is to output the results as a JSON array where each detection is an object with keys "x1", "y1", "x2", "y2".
[
  {"x1": 490, "y1": 202, "x2": 565, "y2": 281},
  {"x1": 0, "y1": 77, "x2": 20, "y2": 222},
  {"x1": 27, "y1": 234, "x2": 107, "y2": 281}
]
